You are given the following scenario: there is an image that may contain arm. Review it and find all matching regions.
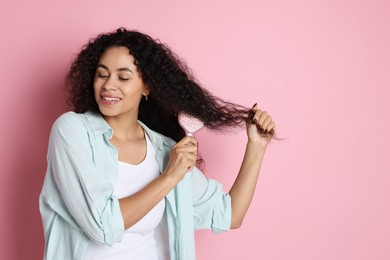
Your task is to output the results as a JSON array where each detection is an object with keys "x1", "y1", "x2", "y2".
[
  {"x1": 118, "y1": 173, "x2": 178, "y2": 229},
  {"x1": 50, "y1": 114, "x2": 197, "y2": 242},
  {"x1": 119, "y1": 136, "x2": 198, "y2": 229},
  {"x1": 192, "y1": 167, "x2": 232, "y2": 233},
  {"x1": 229, "y1": 104, "x2": 276, "y2": 228},
  {"x1": 49, "y1": 114, "x2": 125, "y2": 245},
  {"x1": 229, "y1": 142, "x2": 266, "y2": 228}
]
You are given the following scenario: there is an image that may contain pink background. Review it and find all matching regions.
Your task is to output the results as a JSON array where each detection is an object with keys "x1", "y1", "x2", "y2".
[{"x1": 1, "y1": 0, "x2": 389, "y2": 259}]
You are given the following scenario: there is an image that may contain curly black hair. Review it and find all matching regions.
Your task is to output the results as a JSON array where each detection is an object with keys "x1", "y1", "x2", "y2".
[{"x1": 66, "y1": 27, "x2": 274, "y2": 142}]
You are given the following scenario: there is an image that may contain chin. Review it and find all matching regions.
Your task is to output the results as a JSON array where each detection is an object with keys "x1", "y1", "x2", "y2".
[{"x1": 98, "y1": 107, "x2": 120, "y2": 117}]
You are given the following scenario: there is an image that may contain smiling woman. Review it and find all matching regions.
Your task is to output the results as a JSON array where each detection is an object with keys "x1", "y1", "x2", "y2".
[
  {"x1": 39, "y1": 27, "x2": 277, "y2": 260},
  {"x1": 94, "y1": 47, "x2": 150, "y2": 119}
]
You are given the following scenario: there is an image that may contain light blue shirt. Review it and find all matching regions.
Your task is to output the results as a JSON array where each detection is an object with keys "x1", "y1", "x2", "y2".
[{"x1": 39, "y1": 111, "x2": 231, "y2": 260}]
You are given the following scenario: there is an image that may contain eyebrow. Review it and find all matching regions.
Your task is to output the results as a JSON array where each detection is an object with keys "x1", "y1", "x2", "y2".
[{"x1": 97, "y1": 64, "x2": 133, "y2": 73}]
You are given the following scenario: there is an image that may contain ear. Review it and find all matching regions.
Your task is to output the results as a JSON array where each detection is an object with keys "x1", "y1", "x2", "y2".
[{"x1": 143, "y1": 85, "x2": 150, "y2": 96}]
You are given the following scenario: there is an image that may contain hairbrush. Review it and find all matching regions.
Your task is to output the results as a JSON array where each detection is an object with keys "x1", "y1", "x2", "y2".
[{"x1": 178, "y1": 113, "x2": 205, "y2": 136}]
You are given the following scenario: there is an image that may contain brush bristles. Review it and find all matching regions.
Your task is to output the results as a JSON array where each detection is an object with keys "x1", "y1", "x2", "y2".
[{"x1": 178, "y1": 113, "x2": 204, "y2": 134}]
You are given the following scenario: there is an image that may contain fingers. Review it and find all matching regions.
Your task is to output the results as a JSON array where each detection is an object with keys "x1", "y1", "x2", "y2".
[
  {"x1": 251, "y1": 104, "x2": 275, "y2": 133},
  {"x1": 176, "y1": 136, "x2": 198, "y2": 153},
  {"x1": 171, "y1": 136, "x2": 198, "y2": 169},
  {"x1": 177, "y1": 136, "x2": 198, "y2": 147},
  {"x1": 261, "y1": 115, "x2": 272, "y2": 130},
  {"x1": 185, "y1": 153, "x2": 198, "y2": 172},
  {"x1": 164, "y1": 136, "x2": 200, "y2": 179},
  {"x1": 265, "y1": 121, "x2": 276, "y2": 132},
  {"x1": 173, "y1": 145, "x2": 198, "y2": 155}
]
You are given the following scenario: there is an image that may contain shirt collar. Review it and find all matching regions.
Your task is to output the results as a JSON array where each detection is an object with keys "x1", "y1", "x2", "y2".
[
  {"x1": 84, "y1": 111, "x2": 112, "y2": 137},
  {"x1": 84, "y1": 111, "x2": 167, "y2": 150},
  {"x1": 138, "y1": 121, "x2": 166, "y2": 151}
]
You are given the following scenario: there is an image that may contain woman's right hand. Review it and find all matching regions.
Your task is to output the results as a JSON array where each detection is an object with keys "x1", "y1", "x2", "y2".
[{"x1": 163, "y1": 136, "x2": 198, "y2": 181}]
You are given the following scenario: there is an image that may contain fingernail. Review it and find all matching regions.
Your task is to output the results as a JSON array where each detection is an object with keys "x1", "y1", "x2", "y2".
[{"x1": 252, "y1": 103, "x2": 257, "y2": 108}]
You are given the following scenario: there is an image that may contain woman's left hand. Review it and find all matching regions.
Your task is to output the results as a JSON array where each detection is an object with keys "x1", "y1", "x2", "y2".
[{"x1": 246, "y1": 103, "x2": 276, "y2": 148}]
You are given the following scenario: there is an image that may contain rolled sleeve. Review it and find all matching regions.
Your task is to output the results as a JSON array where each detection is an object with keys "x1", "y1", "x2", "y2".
[
  {"x1": 48, "y1": 113, "x2": 124, "y2": 245},
  {"x1": 191, "y1": 167, "x2": 231, "y2": 233}
]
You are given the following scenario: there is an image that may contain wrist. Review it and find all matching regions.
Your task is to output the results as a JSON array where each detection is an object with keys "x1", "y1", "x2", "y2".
[
  {"x1": 246, "y1": 140, "x2": 268, "y2": 153},
  {"x1": 162, "y1": 170, "x2": 183, "y2": 185}
]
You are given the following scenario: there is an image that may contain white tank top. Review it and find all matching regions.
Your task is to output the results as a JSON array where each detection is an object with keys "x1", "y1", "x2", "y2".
[{"x1": 83, "y1": 134, "x2": 165, "y2": 260}]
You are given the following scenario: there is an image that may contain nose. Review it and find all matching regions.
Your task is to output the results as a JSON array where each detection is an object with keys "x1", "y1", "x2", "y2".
[{"x1": 102, "y1": 76, "x2": 117, "y2": 91}]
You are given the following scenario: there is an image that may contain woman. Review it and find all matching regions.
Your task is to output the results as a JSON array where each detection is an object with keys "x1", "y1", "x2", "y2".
[{"x1": 39, "y1": 28, "x2": 276, "y2": 260}]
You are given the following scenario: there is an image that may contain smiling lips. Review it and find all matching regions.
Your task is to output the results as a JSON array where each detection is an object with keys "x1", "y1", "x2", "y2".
[{"x1": 101, "y1": 95, "x2": 122, "y2": 105}]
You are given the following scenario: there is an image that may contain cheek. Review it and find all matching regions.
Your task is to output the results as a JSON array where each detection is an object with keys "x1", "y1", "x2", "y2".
[
  {"x1": 122, "y1": 85, "x2": 139, "y2": 95},
  {"x1": 93, "y1": 80, "x2": 101, "y2": 95},
  {"x1": 93, "y1": 85, "x2": 98, "y2": 96}
]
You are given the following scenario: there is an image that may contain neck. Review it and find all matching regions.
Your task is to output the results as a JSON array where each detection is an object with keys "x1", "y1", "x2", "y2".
[{"x1": 104, "y1": 113, "x2": 144, "y2": 141}]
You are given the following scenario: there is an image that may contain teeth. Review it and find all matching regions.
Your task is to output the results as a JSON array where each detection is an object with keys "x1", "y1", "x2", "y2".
[{"x1": 103, "y1": 96, "x2": 121, "y2": 101}]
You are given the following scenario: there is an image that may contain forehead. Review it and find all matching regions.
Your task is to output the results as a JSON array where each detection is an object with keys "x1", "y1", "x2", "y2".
[{"x1": 98, "y1": 46, "x2": 136, "y2": 68}]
